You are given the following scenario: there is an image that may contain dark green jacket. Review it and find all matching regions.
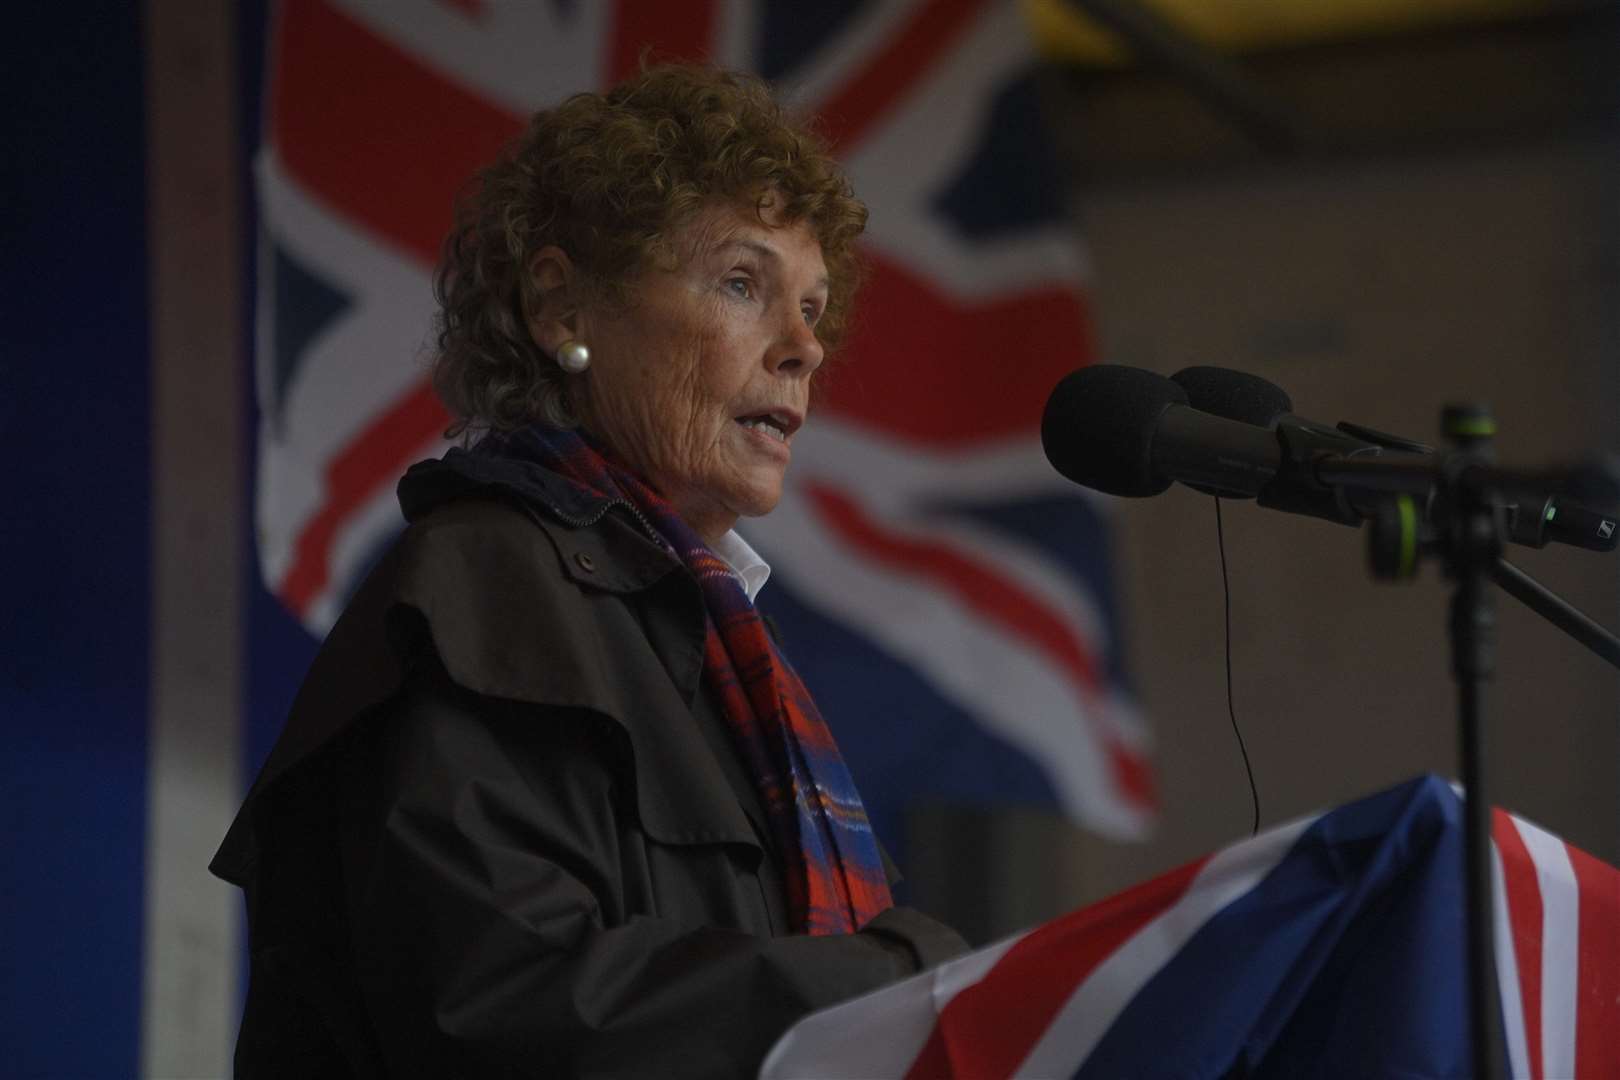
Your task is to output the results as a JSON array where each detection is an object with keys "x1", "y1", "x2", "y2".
[{"x1": 212, "y1": 448, "x2": 967, "y2": 1079}]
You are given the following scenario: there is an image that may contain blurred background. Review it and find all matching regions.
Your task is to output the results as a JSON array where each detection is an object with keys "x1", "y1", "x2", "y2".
[{"x1": 5, "y1": 1, "x2": 1617, "y2": 1076}]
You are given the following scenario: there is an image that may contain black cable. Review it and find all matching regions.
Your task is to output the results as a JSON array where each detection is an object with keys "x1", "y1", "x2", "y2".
[{"x1": 1214, "y1": 497, "x2": 1260, "y2": 835}]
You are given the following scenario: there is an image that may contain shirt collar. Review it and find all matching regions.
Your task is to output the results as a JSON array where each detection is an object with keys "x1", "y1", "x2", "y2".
[{"x1": 710, "y1": 528, "x2": 772, "y2": 603}]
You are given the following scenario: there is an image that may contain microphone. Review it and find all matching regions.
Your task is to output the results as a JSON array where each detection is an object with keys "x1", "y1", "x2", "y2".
[
  {"x1": 1040, "y1": 365, "x2": 1284, "y2": 499},
  {"x1": 1041, "y1": 364, "x2": 1402, "y2": 532},
  {"x1": 1170, "y1": 365, "x2": 1618, "y2": 553},
  {"x1": 1171, "y1": 366, "x2": 1434, "y2": 454},
  {"x1": 1169, "y1": 365, "x2": 1292, "y2": 430},
  {"x1": 1167, "y1": 365, "x2": 1418, "y2": 526}
]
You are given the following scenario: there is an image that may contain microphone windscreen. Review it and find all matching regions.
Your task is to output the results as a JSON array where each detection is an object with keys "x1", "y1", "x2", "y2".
[
  {"x1": 1171, "y1": 366, "x2": 1293, "y2": 428},
  {"x1": 1042, "y1": 365, "x2": 1187, "y2": 497}
]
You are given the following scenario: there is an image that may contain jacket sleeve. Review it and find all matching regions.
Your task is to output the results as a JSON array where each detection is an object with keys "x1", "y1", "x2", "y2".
[{"x1": 334, "y1": 659, "x2": 967, "y2": 1080}]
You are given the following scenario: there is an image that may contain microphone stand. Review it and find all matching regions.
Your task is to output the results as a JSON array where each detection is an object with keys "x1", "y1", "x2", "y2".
[
  {"x1": 1051, "y1": 366, "x2": 1620, "y2": 1074},
  {"x1": 1312, "y1": 412, "x2": 1620, "y2": 1080},
  {"x1": 1326, "y1": 454, "x2": 1620, "y2": 671},
  {"x1": 1150, "y1": 365, "x2": 1620, "y2": 1077},
  {"x1": 1437, "y1": 406, "x2": 1506, "y2": 1080}
]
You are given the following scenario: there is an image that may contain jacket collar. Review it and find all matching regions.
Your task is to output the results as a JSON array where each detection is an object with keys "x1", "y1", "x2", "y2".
[
  {"x1": 399, "y1": 444, "x2": 608, "y2": 526},
  {"x1": 398, "y1": 445, "x2": 679, "y2": 596}
]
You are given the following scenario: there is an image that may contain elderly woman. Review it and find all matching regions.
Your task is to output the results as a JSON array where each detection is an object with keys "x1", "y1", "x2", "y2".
[{"x1": 213, "y1": 65, "x2": 968, "y2": 1078}]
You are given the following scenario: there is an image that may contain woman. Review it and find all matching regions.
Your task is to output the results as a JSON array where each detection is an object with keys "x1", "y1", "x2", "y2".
[{"x1": 213, "y1": 65, "x2": 968, "y2": 1078}]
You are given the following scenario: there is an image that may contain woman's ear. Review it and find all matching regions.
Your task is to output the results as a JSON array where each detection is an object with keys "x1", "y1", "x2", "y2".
[{"x1": 525, "y1": 246, "x2": 581, "y2": 355}]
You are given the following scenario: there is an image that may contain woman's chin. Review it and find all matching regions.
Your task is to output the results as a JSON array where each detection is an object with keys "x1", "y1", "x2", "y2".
[
  {"x1": 719, "y1": 480, "x2": 785, "y2": 526},
  {"x1": 669, "y1": 478, "x2": 782, "y2": 541}
]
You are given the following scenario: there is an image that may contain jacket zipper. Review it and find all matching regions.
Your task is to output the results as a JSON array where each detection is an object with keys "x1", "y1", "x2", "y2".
[{"x1": 534, "y1": 496, "x2": 671, "y2": 555}]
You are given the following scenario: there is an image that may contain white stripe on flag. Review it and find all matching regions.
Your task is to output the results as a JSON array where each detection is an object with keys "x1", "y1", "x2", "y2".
[
  {"x1": 1512, "y1": 814, "x2": 1580, "y2": 1080},
  {"x1": 1491, "y1": 844, "x2": 1532, "y2": 1080},
  {"x1": 253, "y1": 152, "x2": 437, "y2": 588},
  {"x1": 758, "y1": 931, "x2": 1032, "y2": 1078},
  {"x1": 328, "y1": 0, "x2": 610, "y2": 114},
  {"x1": 1012, "y1": 814, "x2": 1312, "y2": 1076},
  {"x1": 833, "y1": 0, "x2": 1090, "y2": 299}
]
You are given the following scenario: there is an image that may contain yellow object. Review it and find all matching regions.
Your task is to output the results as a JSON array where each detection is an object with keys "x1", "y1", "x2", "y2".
[{"x1": 1022, "y1": 0, "x2": 1551, "y2": 65}]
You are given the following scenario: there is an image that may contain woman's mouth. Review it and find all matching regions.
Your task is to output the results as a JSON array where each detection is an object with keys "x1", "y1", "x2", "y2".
[
  {"x1": 733, "y1": 407, "x2": 802, "y2": 445},
  {"x1": 737, "y1": 415, "x2": 790, "y2": 442}
]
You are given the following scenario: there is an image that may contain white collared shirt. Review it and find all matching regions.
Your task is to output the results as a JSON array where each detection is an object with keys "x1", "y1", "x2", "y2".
[{"x1": 710, "y1": 528, "x2": 772, "y2": 603}]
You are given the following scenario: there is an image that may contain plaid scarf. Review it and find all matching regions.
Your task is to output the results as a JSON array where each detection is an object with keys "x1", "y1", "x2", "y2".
[{"x1": 490, "y1": 424, "x2": 894, "y2": 935}]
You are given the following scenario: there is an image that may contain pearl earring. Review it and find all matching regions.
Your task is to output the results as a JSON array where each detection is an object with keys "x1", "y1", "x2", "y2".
[{"x1": 556, "y1": 340, "x2": 591, "y2": 374}]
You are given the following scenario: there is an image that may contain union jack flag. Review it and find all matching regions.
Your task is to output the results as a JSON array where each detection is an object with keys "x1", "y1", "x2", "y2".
[
  {"x1": 762, "y1": 774, "x2": 1620, "y2": 1078},
  {"x1": 253, "y1": 0, "x2": 1152, "y2": 841}
]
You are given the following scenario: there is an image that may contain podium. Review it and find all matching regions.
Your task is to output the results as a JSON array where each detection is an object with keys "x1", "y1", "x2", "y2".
[{"x1": 762, "y1": 776, "x2": 1619, "y2": 1079}]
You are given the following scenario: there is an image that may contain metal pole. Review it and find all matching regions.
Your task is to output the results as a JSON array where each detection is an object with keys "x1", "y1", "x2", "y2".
[
  {"x1": 1451, "y1": 576, "x2": 1503, "y2": 1080},
  {"x1": 1441, "y1": 406, "x2": 1505, "y2": 1080}
]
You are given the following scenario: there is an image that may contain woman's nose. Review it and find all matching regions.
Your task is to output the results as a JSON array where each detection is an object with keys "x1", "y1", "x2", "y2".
[{"x1": 766, "y1": 306, "x2": 825, "y2": 376}]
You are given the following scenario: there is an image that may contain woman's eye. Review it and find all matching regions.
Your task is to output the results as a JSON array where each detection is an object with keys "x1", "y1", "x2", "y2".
[
  {"x1": 801, "y1": 304, "x2": 819, "y2": 326},
  {"x1": 726, "y1": 278, "x2": 753, "y2": 300}
]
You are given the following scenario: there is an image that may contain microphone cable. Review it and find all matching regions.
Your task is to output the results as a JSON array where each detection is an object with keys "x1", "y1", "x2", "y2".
[{"x1": 1214, "y1": 497, "x2": 1261, "y2": 836}]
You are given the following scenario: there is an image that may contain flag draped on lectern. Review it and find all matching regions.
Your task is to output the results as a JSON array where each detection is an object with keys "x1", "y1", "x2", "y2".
[{"x1": 762, "y1": 774, "x2": 1620, "y2": 1078}]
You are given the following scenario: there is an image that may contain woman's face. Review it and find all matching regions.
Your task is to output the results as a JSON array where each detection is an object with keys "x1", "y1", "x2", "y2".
[{"x1": 573, "y1": 200, "x2": 830, "y2": 542}]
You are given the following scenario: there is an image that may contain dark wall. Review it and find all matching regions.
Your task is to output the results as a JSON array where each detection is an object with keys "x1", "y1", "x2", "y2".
[{"x1": 1, "y1": 5, "x2": 151, "y2": 1075}]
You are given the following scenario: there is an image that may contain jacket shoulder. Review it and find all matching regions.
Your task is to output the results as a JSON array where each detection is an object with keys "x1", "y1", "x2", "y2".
[
  {"x1": 392, "y1": 498, "x2": 603, "y2": 696},
  {"x1": 278, "y1": 497, "x2": 686, "y2": 779},
  {"x1": 213, "y1": 495, "x2": 741, "y2": 884}
]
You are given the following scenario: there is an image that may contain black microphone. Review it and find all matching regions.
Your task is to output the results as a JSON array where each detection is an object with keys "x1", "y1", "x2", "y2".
[
  {"x1": 1169, "y1": 365, "x2": 1293, "y2": 430},
  {"x1": 1170, "y1": 365, "x2": 1618, "y2": 553},
  {"x1": 1042, "y1": 364, "x2": 1434, "y2": 539},
  {"x1": 1172, "y1": 366, "x2": 1434, "y2": 454},
  {"x1": 1169, "y1": 365, "x2": 1414, "y2": 526},
  {"x1": 1040, "y1": 365, "x2": 1284, "y2": 499}
]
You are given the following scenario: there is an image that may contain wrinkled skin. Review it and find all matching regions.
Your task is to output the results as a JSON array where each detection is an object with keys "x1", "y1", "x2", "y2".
[{"x1": 528, "y1": 199, "x2": 829, "y2": 544}]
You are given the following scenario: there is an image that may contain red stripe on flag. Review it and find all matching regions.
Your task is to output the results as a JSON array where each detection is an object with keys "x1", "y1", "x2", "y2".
[
  {"x1": 1493, "y1": 810, "x2": 1545, "y2": 1080},
  {"x1": 803, "y1": 482, "x2": 1155, "y2": 810},
  {"x1": 606, "y1": 0, "x2": 719, "y2": 81},
  {"x1": 1567, "y1": 841, "x2": 1620, "y2": 1077},
  {"x1": 819, "y1": 249, "x2": 1095, "y2": 446},
  {"x1": 277, "y1": 380, "x2": 450, "y2": 616},
  {"x1": 905, "y1": 856, "x2": 1210, "y2": 1079},
  {"x1": 810, "y1": 0, "x2": 991, "y2": 155},
  {"x1": 272, "y1": 0, "x2": 524, "y2": 268}
]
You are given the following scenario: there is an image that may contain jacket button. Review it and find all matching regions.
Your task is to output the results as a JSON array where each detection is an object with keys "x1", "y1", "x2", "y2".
[{"x1": 574, "y1": 552, "x2": 597, "y2": 573}]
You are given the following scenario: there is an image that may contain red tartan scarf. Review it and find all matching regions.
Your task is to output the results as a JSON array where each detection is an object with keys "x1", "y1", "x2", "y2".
[{"x1": 492, "y1": 425, "x2": 894, "y2": 935}]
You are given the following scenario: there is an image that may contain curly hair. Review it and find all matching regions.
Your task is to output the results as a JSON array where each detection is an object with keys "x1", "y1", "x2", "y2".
[{"x1": 431, "y1": 64, "x2": 868, "y2": 437}]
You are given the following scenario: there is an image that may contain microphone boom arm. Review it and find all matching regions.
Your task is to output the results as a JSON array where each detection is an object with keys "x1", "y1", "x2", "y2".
[
  {"x1": 1491, "y1": 557, "x2": 1620, "y2": 669},
  {"x1": 1312, "y1": 449, "x2": 1620, "y2": 670}
]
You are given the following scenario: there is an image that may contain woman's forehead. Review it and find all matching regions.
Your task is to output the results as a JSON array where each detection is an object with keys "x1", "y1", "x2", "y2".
[{"x1": 671, "y1": 201, "x2": 826, "y2": 274}]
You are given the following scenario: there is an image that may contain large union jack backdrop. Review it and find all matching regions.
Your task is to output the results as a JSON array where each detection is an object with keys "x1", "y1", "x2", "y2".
[
  {"x1": 254, "y1": 0, "x2": 1154, "y2": 842},
  {"x1": 763, "y1": 775, "x2": 1620, "y2": 1078}
]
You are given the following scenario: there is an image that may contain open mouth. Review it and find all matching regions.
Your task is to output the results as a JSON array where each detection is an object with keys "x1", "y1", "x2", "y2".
[
  {"x1": 737, "y1": 416, "x2": 789, "y2": 442},
  {"x1": 735, "y1": 410, "x2": 800, "y2": 444}
]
